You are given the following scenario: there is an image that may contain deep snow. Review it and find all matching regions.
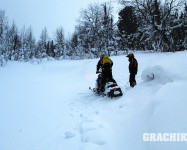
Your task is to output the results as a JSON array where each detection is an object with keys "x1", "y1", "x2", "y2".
[{"x1": 0, "y1": 51, "x2": 187, "y2": 150}]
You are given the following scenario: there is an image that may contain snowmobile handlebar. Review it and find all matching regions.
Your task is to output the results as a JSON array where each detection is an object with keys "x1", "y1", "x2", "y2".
[{"x1": 96, "y1": 68, "x2": 102, "y2": 74}]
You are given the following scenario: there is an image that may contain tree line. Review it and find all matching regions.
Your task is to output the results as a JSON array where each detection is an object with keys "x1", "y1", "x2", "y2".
[
  {"x1": 0, "y1": 0, "x2": 186, "y2": 66},
  {"x1": 118, "y1": 0, "x2": 186, "y2": 52}
]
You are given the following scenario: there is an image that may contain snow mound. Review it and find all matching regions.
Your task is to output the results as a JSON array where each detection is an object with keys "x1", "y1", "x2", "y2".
[{"x1": 141, "y1": 66, "x2": 173, "y2": 84}]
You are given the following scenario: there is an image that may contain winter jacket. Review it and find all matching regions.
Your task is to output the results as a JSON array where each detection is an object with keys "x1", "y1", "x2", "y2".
[
  {"x1": 97, "y1": 57, "x2": 113, "y2": 72},
  {"x1": 129, "y1": 58, "x2": 138, "y2": 75}
]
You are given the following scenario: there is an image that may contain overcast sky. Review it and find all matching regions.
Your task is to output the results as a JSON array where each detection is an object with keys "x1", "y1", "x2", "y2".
[{"x1": 0, "y1": 0, "x2": 120, "y2": 40}]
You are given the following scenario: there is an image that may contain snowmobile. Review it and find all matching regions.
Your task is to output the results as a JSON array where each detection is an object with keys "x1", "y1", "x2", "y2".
[{"x1": 91, "y1": 71, "x2": 123, "y2": 98}]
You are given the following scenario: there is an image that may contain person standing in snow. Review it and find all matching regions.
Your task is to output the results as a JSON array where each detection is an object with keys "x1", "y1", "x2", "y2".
[
  {"x1": 126, "y1": 53, "x2": 138, "y2": 87},
  {"x1": 96, "y1": 54, "x2": 116, "y2": 92}
]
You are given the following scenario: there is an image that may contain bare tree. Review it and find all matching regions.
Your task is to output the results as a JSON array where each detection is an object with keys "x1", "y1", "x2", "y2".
[{"x1": 75, "y1": 2, "x2": 116, "y2": 58}]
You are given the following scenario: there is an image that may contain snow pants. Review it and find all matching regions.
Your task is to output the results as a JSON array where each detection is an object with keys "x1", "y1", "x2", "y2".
[
  {"x1": 101, "y1": 69, "x2": 116, "y2": 90},
  {"x1": 129, "y1": 73, "x2": 136, "y2": 87}
]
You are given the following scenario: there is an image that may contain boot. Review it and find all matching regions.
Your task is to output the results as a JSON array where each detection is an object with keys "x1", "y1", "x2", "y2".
[
  {"x1": 130, "y1": 81, "x2": 136, "y2": 87},
  {"x1": 100, "y1": 85, "x2": 105, "y2": 92}
]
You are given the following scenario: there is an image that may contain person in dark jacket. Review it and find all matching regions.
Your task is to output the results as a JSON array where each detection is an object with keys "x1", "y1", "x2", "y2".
[
  {"x1": 96, "y1": 54, "x2": 116, "y2": 92},
  {"x1": 126, "y1": 53, "x2": 138, "y2": 87}
]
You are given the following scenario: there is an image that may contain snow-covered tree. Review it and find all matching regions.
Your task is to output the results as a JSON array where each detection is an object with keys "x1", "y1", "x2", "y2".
[
  {"x1": 118, "y1": 0, "x2": 186, "y2": 51},
  {"x1": 118, "y1": 6, "x2": 138, "y2": 50},
  {"x1": 76, "y1": 3, "x2": 103, "y2": 58},
  {"x1": 46, "y1": 40, "x2": 55, "y2": 58},
  {"x1": 25, "y1": 26, "x2": 36, "y2": 60},
  {"x1": 101, "y1": 3, "x2": 115, "y2": 56},
  {"x1": 54, "y1": 27, "x2": 65, "y2": 59},
  {"x1": 37, "y1": 27, "x2": 49, "y2": 59},
  {"x1": 0, "y1": 9, "x2": 8, "y2": 65},
  {"x1": 7, "y1": 21, "x2": 21, "y2": 60},
  {"x1": 75, "y1": 2, "x2": 116, "y2": 58},
  {"x1": 20, "y1": 26, "x2": 36, "y2": 61}
]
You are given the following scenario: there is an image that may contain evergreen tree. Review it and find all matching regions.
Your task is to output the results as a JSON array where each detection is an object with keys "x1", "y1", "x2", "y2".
[
  {"x1": 8, "y1": 22, "x2": 21, "y2": 60},
  {"x1": 118, "y1": 6, "x2": 138, "y2": 50},
  {"x1": 26, "y1": 26, "x2": 35, "y2": 60},
  {"x1": 0, "y1": 9, "x2": 8, "y2": 65},
  {"x1": 118, "y1": 6, "x2": 138, "y2": 34},
  {"x1": 46, "y1": 40, "x2": 55, "y2": 58},
  {"x1": 37, "y1": 27, "x2": 49, "y2": 59},
  {"x1": 101, "y1": 3, "x2": 115, "y2": 56},
  {"x1": 68, "y1": 32, "x2": 78, "y2": 57},
  {"x1": 49, "y1": 40, "x2": 55, "y2": 57},
  {"x1": 54, "y1": 27, "x2": 64, "y2": 59},
  {"x1": 20, "y1": 26, "x2": 36, "y2": 61}
]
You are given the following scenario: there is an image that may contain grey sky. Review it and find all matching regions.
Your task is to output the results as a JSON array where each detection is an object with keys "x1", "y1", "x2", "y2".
[{"x1": 0, "y1": 0, "x2": 119, "y2": 40}]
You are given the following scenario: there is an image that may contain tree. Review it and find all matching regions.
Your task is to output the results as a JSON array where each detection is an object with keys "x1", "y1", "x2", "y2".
[
  {"x1": 46, "y1": 40, "x2": 55, "y2": 57},
  {"x1": 101, "y1": 3, "x2": 115, "y2": 56},
  {"x1": 153, "y1": 0, "x2": 161, "y2": 25},
  {"x1": 75, "y1": 2, "x2": 116, "y2": 58},
  {"x1": 8, "y1": 21, "x2": 21, "y2": 60},
  {"x1": 26, "y1": 26, "x2": 35, "y2": 60},
  {"x1": 0, "y1": 9, "x2": 8, "y2": 65},
  {"x1": 118, "y1": 6, "x2": 138, "y2": 34},
  {"x1": 76, "y1": 3, "x2": 103, "y2": 58},
  {"x1": 118, "y1": 0, "x2": 186, "y2": 51},
  {"x1": 68, "y1": 32, "x2": 79, "y2": 57},
  {"x1": 118, "y1": 6, "x2": 138, "y2": 50},
  {"x1": 54, "y1": 27, "x2": 65, "y2": 59},
  {"x1": 37, "y1": 27, "x2": 49, "y2": 59}
]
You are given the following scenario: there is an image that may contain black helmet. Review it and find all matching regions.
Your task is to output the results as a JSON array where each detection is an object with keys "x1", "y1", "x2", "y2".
[{"x1": 100, "y1": 54, "x2": 105, "y2": 59}]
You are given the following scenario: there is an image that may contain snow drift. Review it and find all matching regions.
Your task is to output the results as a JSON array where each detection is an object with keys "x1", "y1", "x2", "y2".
[{"x1": 141, "y1": 65, "x2": 173, "y2": 84}]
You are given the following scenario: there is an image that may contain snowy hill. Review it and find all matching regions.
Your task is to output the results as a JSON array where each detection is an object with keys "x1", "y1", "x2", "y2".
[{"x1": 0, "y1": 51, "x2": 187, "y2": 150}]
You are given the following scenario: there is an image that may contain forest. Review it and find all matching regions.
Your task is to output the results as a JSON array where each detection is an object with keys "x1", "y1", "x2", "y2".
[{"x1": 0, "y1": 0, "x2": 186, "y2": 65}]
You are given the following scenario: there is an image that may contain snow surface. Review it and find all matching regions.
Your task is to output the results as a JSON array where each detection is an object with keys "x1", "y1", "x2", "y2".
[{"x1": 0, "y1": 51, "x2": 187, "y2": 150}]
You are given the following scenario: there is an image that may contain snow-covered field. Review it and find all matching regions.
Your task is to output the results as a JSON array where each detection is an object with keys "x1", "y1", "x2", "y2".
[{"x1": 1, "y1": 51, "x2": 187, "y2": 150}]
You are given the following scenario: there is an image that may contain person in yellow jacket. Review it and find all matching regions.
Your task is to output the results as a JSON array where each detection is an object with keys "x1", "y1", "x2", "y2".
[{"x1": 96, "y1": 54, "x2": 116, "y2": 92}]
